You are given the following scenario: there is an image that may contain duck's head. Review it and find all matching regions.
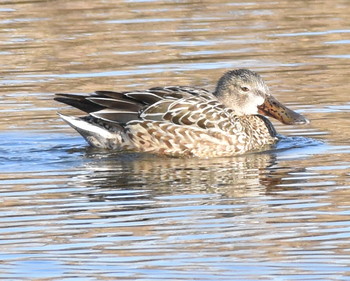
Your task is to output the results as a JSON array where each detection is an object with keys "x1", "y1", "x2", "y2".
[{"x1": 214, "y1": 69, "x2": 309, "y2": 125}]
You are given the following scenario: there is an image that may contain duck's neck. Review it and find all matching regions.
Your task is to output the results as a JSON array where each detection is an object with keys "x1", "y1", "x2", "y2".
[{"x1": 239, "y1": 115, "x2": 278, "y2": 150}]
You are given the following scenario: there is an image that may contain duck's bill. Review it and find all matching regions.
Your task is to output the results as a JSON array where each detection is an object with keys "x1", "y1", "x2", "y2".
[{"x1": 258, "y1": 95, "x2": 309, "y2": 125}]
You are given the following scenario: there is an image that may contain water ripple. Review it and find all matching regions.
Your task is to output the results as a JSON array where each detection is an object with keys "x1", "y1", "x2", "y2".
[{"x1": 1, "y1": 0, "x2": 350, "y2": 280}]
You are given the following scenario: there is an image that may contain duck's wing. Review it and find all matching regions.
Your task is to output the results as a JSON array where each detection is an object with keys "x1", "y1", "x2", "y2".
[
  {"x1": 55, "y1": 86, "x2": 231, "y2": 129},
  {"x1": 139, "y1": 95, "x2": 234, "y2": 131},
  {"x1": 55, "y1": 86, "x2": 211, "y2": 111}
]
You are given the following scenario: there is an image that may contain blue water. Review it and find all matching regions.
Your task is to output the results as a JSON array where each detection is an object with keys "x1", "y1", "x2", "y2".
[{"x1": 1, "y1": 0, "x2": 350, "y2": 280}]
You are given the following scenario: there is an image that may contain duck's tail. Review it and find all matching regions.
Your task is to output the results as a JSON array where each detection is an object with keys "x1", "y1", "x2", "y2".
[{"x1": 58, "y1": 113, "x2": 127, "y2": 150}]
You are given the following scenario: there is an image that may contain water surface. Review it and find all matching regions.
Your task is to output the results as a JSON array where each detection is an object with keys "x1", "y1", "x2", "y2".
[{"x1": 1, "y1": 0, "x2": 350, "y2": 280}]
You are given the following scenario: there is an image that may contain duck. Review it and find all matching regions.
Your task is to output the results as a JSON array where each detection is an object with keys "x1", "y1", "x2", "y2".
[{"x1": 55, "y1": 69, "x2": 309, "y2": 158}]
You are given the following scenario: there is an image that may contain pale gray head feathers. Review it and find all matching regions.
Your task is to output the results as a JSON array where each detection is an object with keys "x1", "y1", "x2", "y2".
[{"x1": 214, "y1": 69, "x2": 270, "y2": 116}]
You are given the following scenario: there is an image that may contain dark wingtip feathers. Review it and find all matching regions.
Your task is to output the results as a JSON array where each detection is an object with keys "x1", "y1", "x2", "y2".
[{"x1": 54, "y1": 93, "x2": 104, "y2": 113}]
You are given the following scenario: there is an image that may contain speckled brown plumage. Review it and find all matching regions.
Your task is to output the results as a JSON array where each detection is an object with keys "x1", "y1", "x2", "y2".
[{"x1": 55, "y1": 69, "x2": 308, "y2": 158}]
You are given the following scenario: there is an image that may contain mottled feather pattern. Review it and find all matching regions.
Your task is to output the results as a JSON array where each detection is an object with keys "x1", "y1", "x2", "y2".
[
  {"x1": 55, "y1": 80, "x2": 279, "y2": 157},
  {"x1": 126, "y1": 121, "x2": 241, "y2": 157},
  {"x1": 122, "y1": 90, "x2": 277, "y2": 157}
]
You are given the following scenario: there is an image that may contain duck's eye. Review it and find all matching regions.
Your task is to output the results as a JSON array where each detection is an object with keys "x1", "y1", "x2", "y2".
[{"x1": 241, "y1": 86, "x2": 250, "y2": 92}]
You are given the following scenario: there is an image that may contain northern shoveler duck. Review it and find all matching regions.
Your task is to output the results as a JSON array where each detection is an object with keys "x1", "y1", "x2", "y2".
[{"x1": 55, "y1": 69, "x2": 309, "y2": 157}]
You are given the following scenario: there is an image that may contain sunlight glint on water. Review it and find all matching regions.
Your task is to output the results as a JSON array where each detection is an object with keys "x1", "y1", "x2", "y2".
[{"x1": 0, "y1": 0, "x2": 350, "y2": 280}]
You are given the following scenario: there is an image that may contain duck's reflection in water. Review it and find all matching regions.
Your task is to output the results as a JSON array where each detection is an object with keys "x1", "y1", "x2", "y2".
[{"x1": 70, "y1": 147, "x2": 308, "y2": 203}]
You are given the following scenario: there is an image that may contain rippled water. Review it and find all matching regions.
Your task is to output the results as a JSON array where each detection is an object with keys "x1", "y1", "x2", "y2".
[{"x1": 1, "y1": 0, "x2": 350, "y2": 280}]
